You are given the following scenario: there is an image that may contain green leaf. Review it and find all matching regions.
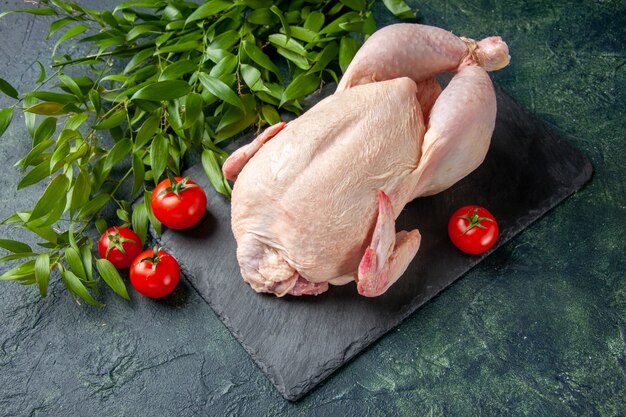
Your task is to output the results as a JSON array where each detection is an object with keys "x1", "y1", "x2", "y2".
[
  {"x1": 158, "y1": 40, "x2": 201, "y2": 54},
  {"x1": 304, "y1": 11, "x2": 325, "y2": 32},
  {"x1": 104, "y1": 138, "x2": 132, "y2": 172},
  {"x1": 23, "y1": 94, "x2": 36, "y2": 138},
  {"x1": 288, "y1": 26, "x2": 318, "y2": 43},
  {"x1": 339, "y1": 20, "x2": 366, "y2": 33},
  {"x1": 282, "y1": 73, "x2": 320, "y2": 103},
  {"x1": 96, "y1": 259, "x2": 130, "y2": 300},
  {"x1": 58, "y1": 74, "x2": 86, "y2": 98},
  {"x1": 33, "y1": 117, "x2": 57, "y2": 146},
  {"x1": 183, "y1": 92, "x2": 203, "y2": 127},
  {"x1": 0, "y1": 8, "x2": 57, "y2": 19},
  {"x1": 261, "y1": 105, "x2": 281, "y2": 125},
  {"x1": 215, "y1": 110, "x2": 256, "y2": 142},
  {"x1": 70, "y1": 168, "x2": 91, "y2": 212},
  {"x1": 339, "y1": 36, "x2": 360, "y2": 73},
  {"x1": 197, "y1": 73, "x2": 243, "y2": 110},
  {"x1": 53, "y1": 24, "x2": 89, "y2": 55},
  {"x1": 209, "y1": 30, "x2": 239, "y2": 51},
  {"x1": 268, "y1": 33, "x2": 307, "y2": 56},
  {"x1": 132, "y1": 152, "x2": 146, "y2": 195},
  {"x1": 25, "y1": 223, "x2": 58, "y2": 244},
  {"x1": 35, "y1": 61, "x2": 46, "y2": 83},
  {"x1": 0, "y1": 78, "x2": 18, "y2": 99},
  {"x1": 164, "y1": 5, "x2": 183, "y2": 20},
  {"x1": 16, "y1": 139, "x2": 53, "y2": 168},
  {"x1": 240, "y1": 64, "x2": 263, "y2": 91},
  {"x1": 242, "y1": 40, "x2": 282, "y2": 80},
  {"x1": 113, "y1": 1, "x2": 165, "y2": 14},
  {"x1": 135, "y1": 112, "x2": 160, "y2": 149},
  {"x1": 243, "y1": 0, "x2": 273, "y2": 8},
  {"x1": 89, "y1": 90, "x2": 101, "y2": 114},
  {"x1": 276, "y1": 47, "x2": 310, "y2": 70},
  {"x1": 269, "y1": 6, "x2": 291, "y2": 40},
  {"x1": 123, "y1": 48, "x2": 154, "y2": 74},
  {"x1": 143, "y1": 190, "x2": 162, "y2": 236},
  {"x1": 131, "y1": 203, "x2": 149, "y2": 245},
  {"x1": 1, "y1": 213, "x2": 22, "y2": 225},
  {"x1": 202, "y1": 148, "x2": 230, "y2": 197},
  {"x1": 95, "y1": 108, "x2": 127, "y2": 130},
  {"x1": 340, "y1": 0, "x2": 366, "y2": 10},
  {"x1": 247, "y1": 8, "x2": 279, "y2": 25},
  {"x1": 150, "y1": 134, "x2": 169, "y2": 183},
  {"x1": 59, "y1": 265, "x2": 104, "y2": 307},
  {"x1": 310, "y1": 41, "x2": 339, "y2": 72},
  {"x1": 362, "y1": 11, "x2": 377, "y2": 35},
  {"x1": 95, "y1": 218, "x2": 108, "y2": 235},
  {"x1": 319, "y1": 12, "x2": 360, "y2": 35},
  {"x1": 47, "y1": 16, "x2": 75, "y2": 39},
  {"x1": 78, "y1": 193, "x2": 110, "y2": 220},
  {"x1": 209, "y1": 55, "x2": 238, "y2": 78},
  {"x1": 0, "y1": 108, "x2": 13, "y2": 138},
  {"x1": 382, "y1": 0, "x2": 417, "y2": 19},
  {"x1": 131, "y1": 80, "x2": 191, "y2": 101},
  {"x1": 0, "y1": 252, "x2": 38, "y2": 263},
  {"x1": 24, "y1": 102, "x2": 67, "y2": 116},
  {"x1": 0, "y1": 239, "x2": 32, "y2": 254},
  {"x1": 32, "y1": 92, "x2": 79, "y2": 104},
  {"x1": 126, "y1": 24, "x2": 161, "y2": 42},
  {"x1": 328, "y1": 2, "x2": 346, "y2": 14},
  {"x1": 34, "y1": 253, "x2": 50, "y2": 297},
  {"x1": 185, "y1": 0, "x2": 233, "y2": 24},
  {"x1": 17, "y1": 160, "x2": 51, "y2": 189},
  {"x1": 65, "y1": 247, "x2": 86, "y2": 279},
  {"x1": 29, "y1": 174, "x2": 69, "y2": 222},
  {"x1": 68, "y1": 223, "x2": 78, "y2": 251},
  {"x1": 49, "y1": 139, "x2": 70, "y2": 172},
  {"x1": 159, "y1": 59, "x2": 197, "y2": 81},
  {"x1": 0, "y1": 260, "x2": 36, "y2": 282},
  {"x1": 65, "y1": 113, "x2": 89, "y2": 131},
  {"x1": 164, "y1": 101, "x2": 183, "y2": 142},
  {"x1": 80, "y1": 245, "x2": 94, "y2": 282},
  {"x1": 117, "y1": 208, "x2": 130, "y2": 224}
]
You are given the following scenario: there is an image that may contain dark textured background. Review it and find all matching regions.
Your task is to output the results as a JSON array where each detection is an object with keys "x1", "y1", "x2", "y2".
[{"x1": 0, "y1": 0, "x2": 624, "y2": 416}]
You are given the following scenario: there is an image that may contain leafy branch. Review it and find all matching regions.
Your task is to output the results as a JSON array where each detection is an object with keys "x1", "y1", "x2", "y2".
[{"x1": 0, "y1": 0, "x2": 416, "y2": 306}]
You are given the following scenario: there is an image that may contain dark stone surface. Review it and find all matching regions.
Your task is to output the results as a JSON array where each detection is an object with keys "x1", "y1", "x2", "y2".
[
  {"x1": 0, "y1": 0, "x2": 624, "y2": 415},
  {"x1": 158, "y1": 85, "x2": 592, "y2": 401}
]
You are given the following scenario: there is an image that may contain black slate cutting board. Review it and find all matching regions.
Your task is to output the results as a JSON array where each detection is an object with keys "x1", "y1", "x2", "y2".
[{"x1": 153, "y1": 86, "x2": 592, "y2": 401}]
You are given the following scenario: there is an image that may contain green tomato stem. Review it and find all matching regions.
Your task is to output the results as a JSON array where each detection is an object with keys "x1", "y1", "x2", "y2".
[{"x1": 459, "y1": 208, "x2": 493, "y2": 234}]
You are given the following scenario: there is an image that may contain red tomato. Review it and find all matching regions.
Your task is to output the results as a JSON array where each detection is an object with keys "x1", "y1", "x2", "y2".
[
  {"x1": 448, "y1": 206, "x2": 499, "y2": 255},
  {"x1": 130, "y1": 249, "x2": 180, "y2": 298},
  {"x1": 97, "y1": 227, "x2": 143, "y2": 269},
  {"x1": 150, "y1": 177, "x2": 207, "y2": 229}
]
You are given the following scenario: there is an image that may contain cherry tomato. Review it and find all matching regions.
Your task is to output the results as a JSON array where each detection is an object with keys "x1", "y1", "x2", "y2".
[
  {"x1": 150, "y1": 177, "x2": 207, "y2": 229},
  {"x1": 97, "y1": 227, "x2": 143, "y2": 269},
  {"x1": 130, "y1": 248, "x2": 180, "y2": 298},
  {"x1": 448, "y1": 206, "x2": 499, "y2": 255}
]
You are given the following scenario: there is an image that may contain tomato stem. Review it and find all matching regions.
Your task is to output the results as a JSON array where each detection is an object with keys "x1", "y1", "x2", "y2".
[
  {"x1": 138, "y1": 246, "x2": 162, "y2": 271},
  {"x1": 158, "y1": 174, "x2": 199, "y2": 199},
  {"x1": 105, "y1": 227, "x2": 139, "y2": 258},
  {"x1": 459, "y1": 208, "x2": 493, "y2": 234}
]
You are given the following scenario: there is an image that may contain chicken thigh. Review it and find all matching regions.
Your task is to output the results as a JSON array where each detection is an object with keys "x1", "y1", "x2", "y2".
[{"x1": 223, "y1": 24, "x2": 510, "y2": 297}]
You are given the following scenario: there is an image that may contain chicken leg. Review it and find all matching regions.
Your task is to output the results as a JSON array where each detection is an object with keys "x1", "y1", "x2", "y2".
[
  {"x1": 335, "y1": 23, "x2": 506, "y2": 198},
  {"x1": 410, "y1": 65, "x2": 497, "y2": 197},
  {"x1": 337, "y1": 23, "x2": 510, "y2": 91}
]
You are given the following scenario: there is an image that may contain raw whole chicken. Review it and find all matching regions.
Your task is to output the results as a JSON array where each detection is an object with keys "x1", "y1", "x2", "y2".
[{"x1": 222, "y1": 24, "x2": 510, "y2": 297}]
